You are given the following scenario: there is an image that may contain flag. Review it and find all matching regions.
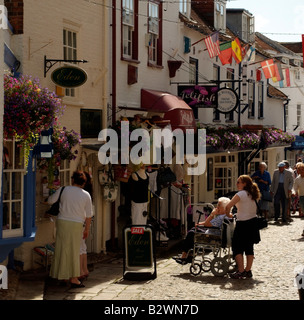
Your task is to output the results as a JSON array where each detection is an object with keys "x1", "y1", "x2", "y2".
[
  {"x1": 244, "y1": 45, "x2": 255, "y2": 63},
  {"x1": 231, "y1": 38, "x2": 243, "y2": 64},
  {"x1": 261, "y1": 59, "x2": 276, "y2": 79},
  {"x1": 218, "y1": 41, "x2": 232, "y2": 65},
  {"x1": 279, "y1": 68, "x2": 291, "y2": 88},
  {"x1": 272, "y1": 62, "x2": 284, "y2": 83},
  {"x1": 204, "y1": 32, "x2": 220, "y2": 58}
]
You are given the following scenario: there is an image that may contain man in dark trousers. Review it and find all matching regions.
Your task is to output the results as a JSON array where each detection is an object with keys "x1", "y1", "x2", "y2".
[{"x1": 270, "y1": 162, "x2": 294, "y2": 223}]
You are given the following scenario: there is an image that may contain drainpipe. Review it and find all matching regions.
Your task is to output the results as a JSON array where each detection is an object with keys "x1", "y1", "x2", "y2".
[
  {"x1": 283, "y1": 98, "x2": 290, "y2": 160},
  {"x1": 283, "y1": 99, "x2": 290, "y2": 132},
  {"x1": 111, "y1": 0, "x2": 117, "y2": 250}
]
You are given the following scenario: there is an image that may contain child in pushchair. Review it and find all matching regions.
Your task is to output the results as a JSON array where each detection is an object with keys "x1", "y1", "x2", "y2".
[{"x1": 173, "y1": 197, "x2": 236, "y2": 276}]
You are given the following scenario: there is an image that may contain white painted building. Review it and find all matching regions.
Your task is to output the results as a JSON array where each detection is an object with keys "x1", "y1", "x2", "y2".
[{"x1": 2, "y1": 0, "x2": 109, "y2": 269}]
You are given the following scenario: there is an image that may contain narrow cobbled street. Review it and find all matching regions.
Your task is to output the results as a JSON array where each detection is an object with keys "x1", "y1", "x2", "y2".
[{"x1": 30, "y1": 216, "x2": 304, "y2": 300}]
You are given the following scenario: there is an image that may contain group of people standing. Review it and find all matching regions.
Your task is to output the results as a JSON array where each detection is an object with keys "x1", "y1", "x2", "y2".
[
  {"x1": 174, "y1": 158, "x2": 304, "y2": 280},
  {"x1": 252, "y1": 160, "x2": 304, "y2": 233}
]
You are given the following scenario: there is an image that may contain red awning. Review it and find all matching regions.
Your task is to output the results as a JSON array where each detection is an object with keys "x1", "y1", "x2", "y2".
[{"x1": 141, "y1": 89, "x2": 196, "y2": 132}]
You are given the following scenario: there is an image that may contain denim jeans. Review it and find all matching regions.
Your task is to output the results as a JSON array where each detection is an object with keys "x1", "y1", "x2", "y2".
[
  {"x1": 299, "y1": 196, "x2": 304, "y2": 212},
  {"x1": 274, "y1": 183, "x2": 287, "y2": 221}
]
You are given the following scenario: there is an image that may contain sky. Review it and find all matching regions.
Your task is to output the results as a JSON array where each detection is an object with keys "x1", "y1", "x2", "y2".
[{"x1": 226, "y1": 0, "x2": 304, "y2": 43}]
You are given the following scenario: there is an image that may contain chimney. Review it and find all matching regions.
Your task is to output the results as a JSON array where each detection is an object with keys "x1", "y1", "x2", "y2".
[{"x1": 4, "y1": 0, "x2": 24, "y2": 34}]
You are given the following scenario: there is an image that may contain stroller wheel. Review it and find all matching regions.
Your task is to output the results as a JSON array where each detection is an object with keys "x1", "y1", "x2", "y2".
[
  {"x1": 223, "y1": 254, "x2": 237, "y2": 273},
  {"x1": 201, "y1": 258, "x2": 211, "y2": 272},
  {"x1": 190, "y1": 263, "x2": 202, "y2": 276},
  {"x1": 210, "y1": 257, "x2": 229, "y2": 277}
]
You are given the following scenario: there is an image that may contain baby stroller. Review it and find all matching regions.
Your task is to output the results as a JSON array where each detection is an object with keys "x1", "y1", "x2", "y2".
[{"x1": 189, "y1": 204, "x2": 236, "y2": 277}]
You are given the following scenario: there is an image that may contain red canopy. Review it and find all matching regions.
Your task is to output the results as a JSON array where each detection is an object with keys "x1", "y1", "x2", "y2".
[{"x1": 141, "y1": 89, "x2": 196, "y2": 132}]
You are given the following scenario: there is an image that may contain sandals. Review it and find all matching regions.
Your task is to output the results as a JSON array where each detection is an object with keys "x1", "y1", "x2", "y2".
[
  {"x1": 78, "y1": 274, "x2": 89, "y2": 281},
  {"x1": 70, "y1": 281, "x2": 85, "y2": 288},
  {"x1": 175, "y1": 256, "x2": 193, "y2": 265}
]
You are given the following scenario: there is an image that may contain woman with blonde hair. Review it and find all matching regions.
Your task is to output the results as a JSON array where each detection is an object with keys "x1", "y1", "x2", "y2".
[{"x1": 225, "y1": 175, "x2": 261, "y2": 279}]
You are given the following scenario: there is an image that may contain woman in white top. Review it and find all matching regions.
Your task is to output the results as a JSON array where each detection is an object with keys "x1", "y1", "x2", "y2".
[
  {"x1": 225, "y1": 175, "x2": 261, "y2": 279},
  {"x1": 48, "y1": 171, "x2": 93, "y2": 287}
]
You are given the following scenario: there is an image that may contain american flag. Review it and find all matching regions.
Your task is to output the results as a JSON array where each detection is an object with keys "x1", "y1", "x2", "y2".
[{"x1": 204, "y1": 32, "x2": 221, "y2": 59}]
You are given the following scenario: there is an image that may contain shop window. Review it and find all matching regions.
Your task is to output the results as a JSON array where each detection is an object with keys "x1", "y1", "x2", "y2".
[
  {"x1": 147, "y1": 0, "x2": 162, "y2": 67},
  {"x1": 2, "y1": 140, "x2": 25, "y2": 238},
  {"x1": 63, "y1": 29, "x2": 78, "y2": 97},
  {"x1": 214, "y1": 155, "x2": 236, "y2": 200},
  {"x1": 59, "y1": 160, "x2": 71, "y2": 187}
]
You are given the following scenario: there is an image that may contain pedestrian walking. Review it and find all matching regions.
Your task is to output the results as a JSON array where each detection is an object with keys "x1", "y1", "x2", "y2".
[
  {"x1": 48, "y1": 171, "x2": 93, "y2": 288},
  {"x1": 79, "y1": 171, "x2": 93, "y2": 281},
  {"x1": 270, "y1": 162, "x2": 294, "y2": 223},
  {"x1": 225, "y1": 175, "x2": 260, "y2": 279},
  {"x1": 283, "y1": 160, "x2": 294, "y2": 220},
  {"x1": 292, "y1": 163, "x2": 304, "y2": 237},
  {"x1": 251, "y1": 162, "x2": 272, "y2": 220}
]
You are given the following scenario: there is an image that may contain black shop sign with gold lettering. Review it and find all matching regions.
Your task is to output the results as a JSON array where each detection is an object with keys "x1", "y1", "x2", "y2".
[
  {"x1": 51, "y1": 66, "x2": 87, "y2": 88},
  {"x1": 123, "y1": 225, "x2": 157, "y2": 280}
]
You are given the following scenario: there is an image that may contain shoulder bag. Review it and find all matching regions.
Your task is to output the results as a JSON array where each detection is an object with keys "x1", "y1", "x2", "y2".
[
  {"x1": 255, "y1": 200, "x2": 268, "y2": 230},
  {"x1": 46, "y1": 187, "x2": 65, "y2": 216}
]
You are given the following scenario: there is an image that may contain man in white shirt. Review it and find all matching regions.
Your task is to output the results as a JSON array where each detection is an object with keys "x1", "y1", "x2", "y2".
[{"x1": 293, "y1": 163, "x2": 304, "y2": 237}]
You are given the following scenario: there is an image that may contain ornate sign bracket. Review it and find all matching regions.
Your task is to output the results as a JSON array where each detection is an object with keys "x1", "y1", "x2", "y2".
[{"x1": 44, "y1": 55, "x2": 88, "y2": 77}]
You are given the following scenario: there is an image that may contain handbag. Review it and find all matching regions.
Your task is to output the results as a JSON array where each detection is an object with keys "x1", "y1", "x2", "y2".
[
  {"x1": 261, "y1": 189, "x2": 272, "y2": 202},
  {"x1": 46, "y1": 187, "x2": 65, "y2": 216},
  {"x1": 255, "y1": 200, "x2": 268, "y2": 230}
]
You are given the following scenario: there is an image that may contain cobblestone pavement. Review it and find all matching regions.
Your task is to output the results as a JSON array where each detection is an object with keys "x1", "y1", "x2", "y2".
[{"x1": 10, "y1": 215, "x2": 304, "y2": 300}]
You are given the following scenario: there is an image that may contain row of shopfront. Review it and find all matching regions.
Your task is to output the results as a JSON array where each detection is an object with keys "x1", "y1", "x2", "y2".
[{"x1": 1, "y1": 84, "x2": 302, "y2": 270}]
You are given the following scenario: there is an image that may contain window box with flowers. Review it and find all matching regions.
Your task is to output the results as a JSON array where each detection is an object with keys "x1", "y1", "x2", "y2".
[{"x1": 206, "y1": 126, "x2": 295, "y2": 152}]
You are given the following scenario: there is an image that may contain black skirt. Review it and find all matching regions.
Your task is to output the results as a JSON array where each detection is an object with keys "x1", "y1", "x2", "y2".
[{"x1": 232, "y1": 217, "x2": 260, "y2": 256}]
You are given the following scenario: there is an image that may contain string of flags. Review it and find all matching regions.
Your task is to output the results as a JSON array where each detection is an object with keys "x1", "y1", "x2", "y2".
[{"x1": 203, "y1": 31, "x2": 291, "y2": 87}]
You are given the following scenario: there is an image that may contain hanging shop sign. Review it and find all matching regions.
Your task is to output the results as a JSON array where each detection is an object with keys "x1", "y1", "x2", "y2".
[
  {"x1": 178, "y1": 85, "x2": 239, "y2": 114},
  {"x1": 216, "y1": 87, "x2": 239, "y2": 114},
  {"x1": 178, "y1": 85, "x2": 218, "y2": 109},
  {"x1": 51, "y1": 66, "x2": 88, "y2": 88}
]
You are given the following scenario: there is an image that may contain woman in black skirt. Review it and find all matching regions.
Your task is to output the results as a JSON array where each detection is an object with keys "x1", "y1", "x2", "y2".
[{"x1": 225, "y1": 175, "x2": 261, "y2": 279}]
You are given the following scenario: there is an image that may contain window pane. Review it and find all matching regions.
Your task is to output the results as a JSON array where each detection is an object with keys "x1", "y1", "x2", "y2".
[
  {"x1": 2, "y1": 203, "x2": 9, "y2": 229},
  {"x1": 15, "y1": 144, "x2": 24, "y2": 169},
  {"x1": 73, "y1": 32, "x2": 76, "y2": 48},
  {"x1": 12, "y1": 202, "x2": 21, "y2": 229},
  {"x1": 3, "y1": 173, "x2": 10, "y2": 200},
  {"x1": 63, "y1": 30, "x2": 66, "y2": 45},
  {"x1": 68, "y1": 31, "x2": 72, "y2": 46},
  {"x1": 12, "y1": 172, "x2": 22, "y2": 200}
]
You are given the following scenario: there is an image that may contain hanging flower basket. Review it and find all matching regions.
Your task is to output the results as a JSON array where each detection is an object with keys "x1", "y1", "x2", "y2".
[
  {"x1": 37, "y1": 126, "x2": 81, "y2": 187},
  {"x1": 4, "y1": 74, "x2": 65, "y2": 169}
]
